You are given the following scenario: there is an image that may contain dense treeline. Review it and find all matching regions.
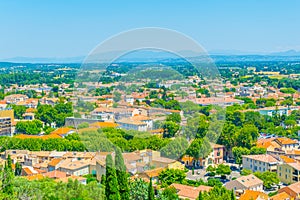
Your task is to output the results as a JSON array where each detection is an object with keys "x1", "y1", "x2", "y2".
[{"x1": 0, "y1": 137, "x2": 85, "y2": 152}]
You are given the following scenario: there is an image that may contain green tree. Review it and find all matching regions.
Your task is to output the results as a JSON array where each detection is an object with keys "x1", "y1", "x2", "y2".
[
  {"x1": 2, "y1": 154, "x2": 14, "y2": 195},
  {"x1": 232, "y1": 147, "x2": 250, "y2": 165},
  {"x1": 160, "y1": 186, "x2": 179, "y2": 200},
  {"x1": 158, "y1": 169, "x2": 186, "y2": 187},
  {"x1": 77, "y1": 122, "x2": 89, "y2": 129},
  {"x1": 185, "y1": 138, "x2": 211, "y2": 161},
  {"x1": 11, "y1": 105, "x2": 26, "y2": 119},
  {"x1": 148, "y1": 178, "x2": 155, "y2": 200},
  {"x1": 216, "y1": 164, "x2": 231, "y2": 176},
  {"x1": 14, "y1": 162, "x2": 22, "y2": 176},
  {"x1": 36, "y1": 104, "x2": 57, "y2": 126},
  {"x1": 202, "y1": 185, "x2": 233, "y2": 200},
  {"x1": 254, "y1": 171, "x2": 279, "y2": 189},
  {"x1": 237, "y1": 124, "x2": 259, "y2": 149},
  {"x1": 129, "y1": 178, "x2": 148, "y2": 200},
  {"x1": 105, "y1": 154, "x2": 120, "y2": 200},
  {"x1": 163, "y1": 121, "x2": 180, "y2": 138},
  {"x1": 115, "y1": 147, "x2": 130, "y2": 200},
  {"x1": 166, "y1": 113, "x2": 181, "y2": 123},
  {"x1": 250, "y1": 147, "x2": 267, "y2": 155},
  {"x1": 160, "y1": 137, "x2": 188, "y2": 159},
  {"x1": 198, "y1": 191, "x2": 204, "y2": 200},
  {"x1": 15, "y1": 120, "x2": 43, "y2": 135},
  {"x1": 241, "y1": 169, "x2": 252, "y2": 176},
  {"x1": 113, "y1": 91, "x2": 122, "y2": 102}
]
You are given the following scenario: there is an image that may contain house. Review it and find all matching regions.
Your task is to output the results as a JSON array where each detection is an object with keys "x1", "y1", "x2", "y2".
[
  {"x1": 43, "y1": 170, "x2": 67, "y2": 179},
  {"x1": 170, "y1": 183, "x2": 212, "y2": 200},
  {"x1": 136, "y1": 167, "x2": 164, "y2": 183},
  {"x1": 195, "y1": 97, "x2": 244, "y2": 106},
  {"x1": 181, "y1": 143, "x2": 224, "y2": 168},
  {"x1": 239, "y1": 190, "x2": 268, "y2": 200},
  {"x1": 242, "y1": 154, "x2": 280, "y2": 172},
  {"x1": 131, "y1": 115, "x2": 153, "y2": 130},
  {"x1": 256, "y1": 138, "x2": 281, "y2": 152},
  {"x1": 123, "y1": 152, "x2": 143, "y2": 174},
  {"x1": 117, "y1": 118, "x2": 148, "y2": 132},
  {"x1": 205, "y1": 143, "x2": 224, "y2": 166},
  {"x1": 48, "y1": 158, "x2": 63, "y2": 172},
  {"x1": 51, "y1": 127, "x2": 75, "y2": 138},
  {"x1": 278, "y1": 162, "x2": 300, "y2": 184},
  {"x1": 58, "y1": 159, "x2": 90, "y2": 176},
  {"x1": 21, "y1": 166, "x2": 39, "y2": 176},
  {"x1": 270, "y1": 191, "x2": 292, "y2": 200},
  {"x1": 0, "y1": 109, "x2": 14, "y2": 136},
  {"x1": 151, "y1": 157, "x2": 185, "y2": 170},
  {"x1": 95, "y1": 152, "x2": 114, "y2": 181},
  {"x1": 274, "y1": 138, "x2": 299, "y2": 151},
  {"x1": 257, "y1": 106, "x2": 298, "y2": 117},
  {"x1": 278, "y1": 181, "x2": 300, "y2": 199},
  {"x1": 91, "y1": 107, "x2": 115, "y2": 121},
  {"x1": 4, "y1": 94, "x2": 28, "y2": 104},
  {"x1": 225, "y1": 174, "x2": 263, "y2": 191}
]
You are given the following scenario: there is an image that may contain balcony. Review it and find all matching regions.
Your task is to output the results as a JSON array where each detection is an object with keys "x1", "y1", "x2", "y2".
[
  {"x1": 293, "y1": 177, "x2": 298, "y2": 182},
  {"x1": 292, "y1": 171, "x2": 299, "y2": 176}
]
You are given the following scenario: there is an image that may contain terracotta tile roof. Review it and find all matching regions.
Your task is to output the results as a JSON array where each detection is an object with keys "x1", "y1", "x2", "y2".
[
  {"x1": 59, "y1": 159, "x2": 91, "y2": 170},
  {"x1": 23, "y1": 167, "x2": 38, "y2": 176},
  {"x1": 51, "y1": 127, "x2": 75, "y2": 136},
  {"x1": 239, "y1": 190, "x2": 268, "y2": 200},
  {"x1": 171, "y1": 183, "x2": 212, "y2": 200},
  {"x1": 284, "y1": 181, "x2": 300, "y2": 194},
  {"x1": 43, "y1": 170, "x2": 67, "y2": 179},
  {"x1": 90, "y1": 122, "x2": 119, "y2": 128},
  {"x1": 48, "y1": 158, "x2": 62, "y2": 167},
  {"x1": 25, "y1": 174, "x2": 45, "y2": 181},
  {"x1": 270, "y1": 191, "x2": 291, "y2": 200},
  {"x1": 280, "y1": 155, "x2": 297, "y2": 163},
  {"x1": 229, "y1": 174, "x2": 263, "y2": 188},
  {"x1": 25, "y1": 108, "x2": 37, "y2": 113},
  {"x1": 152, "y1": 157, "x2": 176, "y2": 164},
  {"x1": 131, "y1": 115, "x2": 151, "y2": 121},
  {"x1": 123, "y1": 152, "x2": 142, "y2": 162},
  {"x1": 287, "y1": 162, "x2": 300, "y2": 171},
  {"x1": 256, "y1": 138, "x2": 280, "y2": 149},
  {"x1": 242, "y1": 154, "x2": 279, "y2": 163},
  {"x1": 144, "y1": 167, "x2": 164, "y2": 178},
  {"x1": 275, "y1": 138, "x2": 298, "y2": 145},
  {"x1": 118, "y1": 118, "x2": 147, "y2": 125}
]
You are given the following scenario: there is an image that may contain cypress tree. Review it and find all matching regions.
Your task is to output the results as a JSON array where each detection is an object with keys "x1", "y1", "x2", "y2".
[
  {"x1": 231, "y1": 189, "x2": 236, "y2": 200},
  {"x1": 105, "y1": 154, "x2": 120, "y2": 200},
  {"x1": 15, "y1": 162, "x2": 22, "y2": 176},
  {"x1": 115, "y1": 147, "x2": 130, "y2": 200},
  {"x1": 148, "y1": 178, "x2": 155, "y2": 200},
  {"x1": 198, "y1": 191, "x2": 204, "y2": 200},
  {"x1": 3, "y1": 154, "x2": 14, "y2": 195},
  {"x1": 100, "y1": 174, "x2": 106, "y2": 185}
]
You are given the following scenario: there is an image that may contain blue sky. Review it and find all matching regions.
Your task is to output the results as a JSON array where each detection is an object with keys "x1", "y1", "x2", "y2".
[{"x1": 1, "y1": 0, "x2": 300, "y2": 58}]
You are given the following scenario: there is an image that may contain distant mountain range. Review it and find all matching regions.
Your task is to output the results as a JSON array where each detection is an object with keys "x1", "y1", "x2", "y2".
[{"x1": 1, "y1": 50, "x2": 300, "y2": 63}]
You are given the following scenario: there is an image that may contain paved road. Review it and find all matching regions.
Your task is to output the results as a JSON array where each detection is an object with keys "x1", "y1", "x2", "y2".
[
  {"x1": 186, "y1": 169, "x2": 206, "y2": 181},
  {"x1": 186, "y1": 168, "x2": 241, "y2": 182}
]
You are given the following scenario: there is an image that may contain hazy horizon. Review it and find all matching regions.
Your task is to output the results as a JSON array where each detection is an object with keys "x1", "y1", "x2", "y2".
[{"x1": 1, "y1": 0, "x2": 300, "y2": 59}]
